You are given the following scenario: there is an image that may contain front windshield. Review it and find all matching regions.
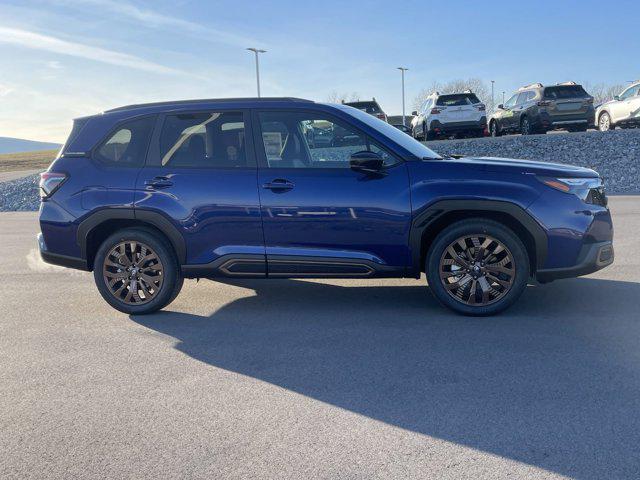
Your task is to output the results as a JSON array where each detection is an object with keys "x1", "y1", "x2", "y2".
[{"x1": 331, "y1": 104, "x2": 441, "y2": 159}]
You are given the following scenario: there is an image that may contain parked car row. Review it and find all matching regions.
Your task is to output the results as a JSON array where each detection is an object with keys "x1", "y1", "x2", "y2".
[{"x1": 351, "y1": 80, "x2": 640, "y2": 141}]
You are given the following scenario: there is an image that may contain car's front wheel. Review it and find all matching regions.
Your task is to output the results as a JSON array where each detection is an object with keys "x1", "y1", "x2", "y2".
[
  {"x1": 93, "y1": 228, "x2": 183, "y2": 315},
  {"x1": 426, "y1": 219, "x2": 530, "y2": 316},
  {"x1": 520, "y1": 116, "x2": 532, "y2": 135},
  {"x1": 490, "y1": 120, "x2": 501, "y2": 137},
  {"x1": 598, "y1": 112, "x2": 612, "y2": 132}
]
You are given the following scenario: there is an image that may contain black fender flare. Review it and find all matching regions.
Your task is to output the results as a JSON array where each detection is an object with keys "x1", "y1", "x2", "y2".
[
  {"x1": 409, "y1": 199, "x2": 547, "y2": 273},
  {"x1": 76, "y1": 208, "x2": 186, "y2": 264}
]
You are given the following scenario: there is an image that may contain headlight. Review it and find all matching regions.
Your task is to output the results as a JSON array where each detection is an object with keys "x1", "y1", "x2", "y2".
[{"x1": 537, "y1": 176, "x2": 607, "y2": 206}]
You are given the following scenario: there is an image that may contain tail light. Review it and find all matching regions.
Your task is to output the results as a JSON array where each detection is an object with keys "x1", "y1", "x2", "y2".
[
  {"x1": 586, "y1": 97, "x2": 594, "y2": 103},
  {"x1": 476, "y1": 104, "x2": 486, "y2": 111},
  {"x1": 39, "y1": 172, "x2": 67, "y2": 198},
  {"x1": 431, "y1": 108, "x2": 441, "y2": 114},
  {"x1": 376, "y1": 113, "x2": 386, "y2": 120},
  {"x1": 537, "y1": 100, "x2": 551, "y2": 107}
]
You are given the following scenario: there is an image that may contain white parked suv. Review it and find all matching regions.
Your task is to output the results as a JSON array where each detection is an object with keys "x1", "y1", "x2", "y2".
[
  {"x1": 410, "y1": 91, "x2": 487, "y2": 141},
  {"x1": 596, "y1": 81, "x2": 640, "y2": 131}
]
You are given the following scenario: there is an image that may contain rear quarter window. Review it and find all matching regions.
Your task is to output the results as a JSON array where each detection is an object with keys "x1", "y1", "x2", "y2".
[
  {"x1": 94, "y1": 116, "x2": 155, "y2": 166},
  {"x1": 345, "y1": 102, "x2": 381, "y2": 114}
]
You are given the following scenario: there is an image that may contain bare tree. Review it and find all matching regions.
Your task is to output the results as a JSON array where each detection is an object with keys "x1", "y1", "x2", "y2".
[
  {"x1": 412, "y1": 78, "x2": 490, "y2": 111},
  {"x1": 583, "y1": 82, "x2": 627, "y2": 105},
  {"x1": 326, "y1": 91, "x2": 361, "y2": 104}
]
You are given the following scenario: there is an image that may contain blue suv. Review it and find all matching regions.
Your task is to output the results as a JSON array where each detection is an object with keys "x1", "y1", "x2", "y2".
[{"x1": 38, "y1": 98, "x2": 614, "y2": 316}]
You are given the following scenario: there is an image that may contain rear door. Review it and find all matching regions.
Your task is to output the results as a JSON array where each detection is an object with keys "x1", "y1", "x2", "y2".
[
  {"x1": 134, "y1": 109, "x2": 265, "y2": 272},
  {"x1": 253, "y1": 109, "x2": 412, "y2": 277}
]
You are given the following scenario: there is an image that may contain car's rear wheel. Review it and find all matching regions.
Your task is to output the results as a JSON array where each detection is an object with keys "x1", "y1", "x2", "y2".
[
  {"x1": 93, "y1": 228, "x2": 183, "y2": 315},
  {"x1": 490, "y1": 120, "x2": 501, "y2": 137},
  {"x1": 520, "y1": 116, "x2": 532, "y2": 135},
  {"x1": 426, "y1": 219, "x2": 530, "y2": 316},
  {"x1": 598, "y1": 112, "x2": 612, "y2": 132}
]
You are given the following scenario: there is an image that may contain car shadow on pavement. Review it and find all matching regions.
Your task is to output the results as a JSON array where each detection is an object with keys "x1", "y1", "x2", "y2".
[{"x1": 131, "y1": 277, "x2": 640, "y2": 479}]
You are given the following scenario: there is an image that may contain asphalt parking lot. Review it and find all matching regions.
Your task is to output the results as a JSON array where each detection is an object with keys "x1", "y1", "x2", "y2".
[{"x1": 1, "y1": 197, "x2": 640, "y2": 480}]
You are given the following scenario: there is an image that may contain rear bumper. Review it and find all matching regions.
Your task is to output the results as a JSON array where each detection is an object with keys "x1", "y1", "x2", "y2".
[
  {"x1": 539, "y1": 111, "x2": 595, "y2": 129},
  {"x1": 38, "y1": 233, "x2": 89, "y2": 271},
  {"x1": 536, "y1": 241, "x2": 613, "y2": 282},
  {"x1": 430, "y1": 117, "x2": 486, "y2": 133}
]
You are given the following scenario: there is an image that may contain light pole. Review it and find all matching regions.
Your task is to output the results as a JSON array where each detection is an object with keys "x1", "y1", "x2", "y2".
[
  {"x1": 502, "y1": 91, "x2": 505, "y2": 105},
  {"x1": 491, "y1": 80, "x2": 495, "y2": 112},
  {"x1": 246, "y1": 48, "x2": 266, "y2": 97},
  {"x1": 397, "y1": 67, "x2": 408, "y2": 126}
]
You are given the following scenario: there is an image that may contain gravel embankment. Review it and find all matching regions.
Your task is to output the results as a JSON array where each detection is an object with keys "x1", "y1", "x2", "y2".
[
  {"x1": 0, "y1": 173, "x2": 40, "y2": 211},
  {"x1": 427, "y1": 128, "x2": 640, "y2": 194},
  {"x1": 0, "y1": 129, "x2": 638, "y2": 211}
]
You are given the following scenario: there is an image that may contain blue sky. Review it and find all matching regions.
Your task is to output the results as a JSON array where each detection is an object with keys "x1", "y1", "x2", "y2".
[{"x1": 0, "y1": 0, "x2": 638, "y2": 142}]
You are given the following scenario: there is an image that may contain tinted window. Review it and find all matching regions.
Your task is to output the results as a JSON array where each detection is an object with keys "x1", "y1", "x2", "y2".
[
  {"x1": 95, "y1": 116, "x2": 155, "y2": 166},
  {"x1": 258, "y1": 111, "x2": 395, "y2": 169},
  {"x1": 343, "y1": 101, "x2": 381, "y2": 114},
  {"x1": 504, "y1": 94, "x2": 518, "y2": 108},
  {"x1": 619, "y1": 85, "x2": 640, "y2": 100},
  {"x1": 543, "y1": 86, "x2": 588, "y2": 99},
  {"x1": 159, "y1": 111, "x2": 248, "y2": 168},
  {"x1": 516, "y1": 92, "x2": 533, "y2": 105},
  {"x1": 436, "y1": 94, "x2": 481, "y2": 106}
]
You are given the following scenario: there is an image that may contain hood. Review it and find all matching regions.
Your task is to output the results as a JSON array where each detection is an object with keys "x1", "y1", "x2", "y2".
[{"x1": 448, "y1": 156, "x2": 599, "y2": 178}]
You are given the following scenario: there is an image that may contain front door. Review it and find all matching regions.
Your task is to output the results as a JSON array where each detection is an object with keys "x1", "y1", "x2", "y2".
[
  {"x1": 134, "y1": 109, "x2": 265, "y2": 274},
  {"x1": 253, "y1": 109, "x2": 412, "y2": 277}
]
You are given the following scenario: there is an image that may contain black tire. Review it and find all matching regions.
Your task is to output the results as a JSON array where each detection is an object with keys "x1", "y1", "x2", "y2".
[
  {"x1": 520, "y1": 116, "x2": 532, "y2": 135},
  {"x1": 425, "y1": 219, "x2": 530, "y2": 316},
  {"x1": 598, "y1": 112, "x2": 612, "y2": 132},
  {"x1": 490, "y1": 120, "x2": 501, "y2": 137},
  {"x1": 93, "y1": 228, "x2": 183, "y2": 315}
]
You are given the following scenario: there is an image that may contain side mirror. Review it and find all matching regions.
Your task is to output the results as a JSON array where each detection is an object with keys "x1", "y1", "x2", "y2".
[
  {"x1": 350, "y1": 151, "x2": 384, "y2": 174},
  {"x1": 411, "y1": 110, "x2": 418, "y2": 116},
  {"x1": 497, "y1": 104, "x2": 504, "y2": 110},
  {"x1": 614, "y1": 95, "x2": 620, "y2": 101}
]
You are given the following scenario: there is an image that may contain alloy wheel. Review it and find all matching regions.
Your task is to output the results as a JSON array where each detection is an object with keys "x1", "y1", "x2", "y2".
[
  {"x1": 439, "y1": 235, "x2": 516, "y2": 306},
  {"x1": 599, "y1": 113, "x2": 611, "y2": 132},
  {"x1": 103, "y1": 241, "x2": 164, "y2": 305},
  {"x1": 521, "y1": 118, "x2": 531, "y2": 135}
]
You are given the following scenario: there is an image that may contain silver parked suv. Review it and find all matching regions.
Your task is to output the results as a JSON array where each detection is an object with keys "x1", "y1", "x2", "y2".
[
  {"x1": 596, "y1": 81, "x2": 640, "y2": 131},
  {"x1": 410, "y1": 91, "x2": 486, "y2": 140}
]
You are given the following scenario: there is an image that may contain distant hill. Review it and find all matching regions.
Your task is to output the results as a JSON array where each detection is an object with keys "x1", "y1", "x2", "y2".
[{"x1": 0, "y1": 137, "x2": 62, "y2": 154}]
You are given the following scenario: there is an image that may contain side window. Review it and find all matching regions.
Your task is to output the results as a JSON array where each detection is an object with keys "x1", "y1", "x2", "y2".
[
  {"x1": 620, "y1": 85, "x2": 640, "y2": 100},
  {"x1": 95, "y1": 116, "x2": 155, "y2": 166},
  {"x1": 504, "y1": 94, "x2": 518, "y2": 109},
  {"x1": 159, "y1": 111, "x2": 248, "y2": 168},
  {"x1": 258, "y1": 111, "x2": 395, "y2": 169},
  {"x1": 516, "y1": 92, "x2": 530, "y2": 105}
]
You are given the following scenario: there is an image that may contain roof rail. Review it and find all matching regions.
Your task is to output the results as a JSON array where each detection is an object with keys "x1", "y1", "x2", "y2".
[
  {"x1": 519, "y1": 82, "x2": 543, "y2": 91},
  {"x1": 556, "y1": 81, "x2": 578, "y2": 86},
  {"x1": 105, "y1": 97, "x2": 314, "y2": 113}
]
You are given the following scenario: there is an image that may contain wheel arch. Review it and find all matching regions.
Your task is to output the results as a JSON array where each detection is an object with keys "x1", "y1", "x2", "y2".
[
  {"x1": 410, "y1": 200, "x2": 546, "y2": 276},
  {"x1": 77, "y1": 209, "x2": 186, "y2": 270}
]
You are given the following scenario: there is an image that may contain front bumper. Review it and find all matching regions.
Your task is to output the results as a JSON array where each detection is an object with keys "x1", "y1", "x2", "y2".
[
  {"x1": 536, "y1": 240, "x2": 613, "y2": 282},
  {"x1": 38, "y1": 233, "x2": 88, "y2": 271}
]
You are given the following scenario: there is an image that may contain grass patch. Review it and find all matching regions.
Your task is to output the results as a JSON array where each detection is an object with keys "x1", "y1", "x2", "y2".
[{"x1": 0, "y1": 149, "x2": 58, "y2": 173}]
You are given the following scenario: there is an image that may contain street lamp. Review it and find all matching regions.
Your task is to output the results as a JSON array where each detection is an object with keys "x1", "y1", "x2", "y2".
[
  {"x1": 246, "y1": 48, "x2": 266, "y2": 97},
  {"x1": 502, "y1": 91, "x2": 505, "y2": 105},
  {"x1": 397, "y1": 67, "x2": 408, "y2": 126}
]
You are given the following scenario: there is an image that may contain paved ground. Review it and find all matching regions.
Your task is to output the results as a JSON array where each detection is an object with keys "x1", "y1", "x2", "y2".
[
  {"x1": 0, "y1": 169, "x2": 41, "y2": 183},
  {"x1": 1, "y1": 197, "x2": 640, "y2": 480}
]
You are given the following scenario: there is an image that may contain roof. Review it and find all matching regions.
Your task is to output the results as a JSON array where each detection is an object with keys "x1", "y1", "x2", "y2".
[{"x1": 104, "y1": 97, "x2": 314, "y2": 113}]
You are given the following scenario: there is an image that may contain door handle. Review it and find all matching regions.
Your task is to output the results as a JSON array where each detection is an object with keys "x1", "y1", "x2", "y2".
[
  {"x1": 262, "y1": 179, "x2": 294, "y2": 191},
  {"x1": 144, "y1": 176, "x2": 173, "y2": 189}
]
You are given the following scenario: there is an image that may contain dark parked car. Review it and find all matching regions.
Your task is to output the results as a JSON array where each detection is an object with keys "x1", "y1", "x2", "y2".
[
  {"x1": 39, "y1": 97, "x2": 613, "y2": 316},
  {"x1": 489, "y1": 82, "x2": 595, "y2": 136},
  {"x1": 342, "y1": 98, "x2": 388, "y2": 122}
]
